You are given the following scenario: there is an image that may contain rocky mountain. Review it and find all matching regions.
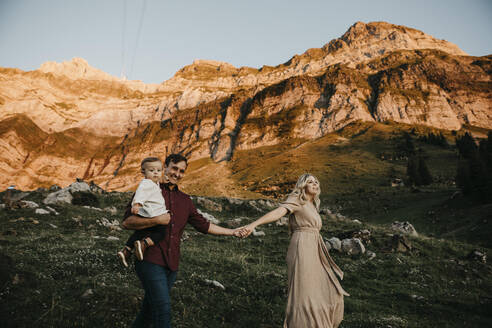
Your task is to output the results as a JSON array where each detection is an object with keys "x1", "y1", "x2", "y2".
[{"x1": 0, "y1": 21, "x2": 491, "y2": 191}]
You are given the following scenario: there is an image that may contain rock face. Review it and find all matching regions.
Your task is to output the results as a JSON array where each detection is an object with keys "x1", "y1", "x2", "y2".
[{"x1": 0, "y1": 21, "x2": 491, "y2": 191}]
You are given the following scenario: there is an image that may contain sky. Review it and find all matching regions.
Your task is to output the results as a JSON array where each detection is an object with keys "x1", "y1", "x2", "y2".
[{"x1": 0, "y1": 0, "x2": 491, "y2": 84}]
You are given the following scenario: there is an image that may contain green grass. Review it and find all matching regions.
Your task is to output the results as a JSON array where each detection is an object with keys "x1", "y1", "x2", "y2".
[
  {"x1": 1, "y1": 121, "x2": 491, "y2": 327},
  {"x1": 0, "y1": 188, "x2": 490, "y2": 327}
]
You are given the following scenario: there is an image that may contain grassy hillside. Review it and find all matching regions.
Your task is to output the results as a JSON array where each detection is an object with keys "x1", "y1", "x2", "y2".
[
  {"x1": 1, "y1": 121, "x2": 491, "y2": 327},
  {"x1": 0, "y1": 187, "x2": 490, "y2": 327},
  {"x1": 183, "y1": 121, "x2": 491, "y2": 247}
]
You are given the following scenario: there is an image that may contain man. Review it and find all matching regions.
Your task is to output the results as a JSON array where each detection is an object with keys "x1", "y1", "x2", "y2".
[{"x1": 122, "y1": 153, "x2": 239, "y2": 328}]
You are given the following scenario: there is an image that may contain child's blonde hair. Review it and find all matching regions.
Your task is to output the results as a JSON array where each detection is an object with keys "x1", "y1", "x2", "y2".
[{"x1": 140, "y1": 157, "x2": 162, "y2": 172}]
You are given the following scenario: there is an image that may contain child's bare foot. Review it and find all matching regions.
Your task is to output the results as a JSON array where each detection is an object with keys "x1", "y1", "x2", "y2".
[
  {"x1": 134, "y1": 237, "x2": 154, "y2": 261},
  {"x1": 117, "y1": 246, "x2": 132, "y2": 267}
]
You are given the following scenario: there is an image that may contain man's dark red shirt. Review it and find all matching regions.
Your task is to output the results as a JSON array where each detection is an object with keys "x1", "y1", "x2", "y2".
[{"x1": 123, "y1": 183, "x2": 210, "y2": 271}]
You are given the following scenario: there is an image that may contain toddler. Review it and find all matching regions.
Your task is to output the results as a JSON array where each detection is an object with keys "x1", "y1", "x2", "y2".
[{"x1": 117, "y1": 157, "x2": 169, "y2": 267}]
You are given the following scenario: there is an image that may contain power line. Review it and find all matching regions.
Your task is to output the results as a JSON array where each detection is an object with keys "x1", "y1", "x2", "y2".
[
  {"x1": 129, "y1": 0, "x2": 147, "y2": 80},
  {"x1": 120, "y1": 0, "x2": 127, "y2": 79}
]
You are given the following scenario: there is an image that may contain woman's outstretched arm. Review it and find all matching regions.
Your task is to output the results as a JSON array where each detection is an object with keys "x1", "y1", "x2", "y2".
[{"x1": 238, "y1": 207, "x2": 288, "y2": 238}]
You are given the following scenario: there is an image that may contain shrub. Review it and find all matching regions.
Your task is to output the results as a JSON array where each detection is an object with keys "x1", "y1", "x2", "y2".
[
  {"x1": 406, "y1": 155, "x2": 432, "y2": 186},
  {"x1": 71, "y1": 191, "x2": 100, "y2": 207},
  {"x1": 455, "y1": 132, "x2": 492, "y2": 202},
  {"x1": 418, "y1": 132, "x2": 448, "y2": 148}
]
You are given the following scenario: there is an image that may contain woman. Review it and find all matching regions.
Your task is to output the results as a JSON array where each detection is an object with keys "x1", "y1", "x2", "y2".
[{"x1": 238, "y1": 174, "x2": 349, "y2": 328}]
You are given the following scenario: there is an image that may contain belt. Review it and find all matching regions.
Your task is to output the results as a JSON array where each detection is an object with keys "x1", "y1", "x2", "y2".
[{"x1": 292, "y1": 226, "x2": 320, "y2": 233}]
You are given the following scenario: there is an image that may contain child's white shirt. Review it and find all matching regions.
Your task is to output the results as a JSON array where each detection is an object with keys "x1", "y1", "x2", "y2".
[{"x1": 132, "y1": 179, "x2": 168, "y2": 217}]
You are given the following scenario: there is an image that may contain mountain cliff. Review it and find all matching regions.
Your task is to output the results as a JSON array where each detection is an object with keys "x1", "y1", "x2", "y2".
[{"x1": 0, "y1": 21, "x2": 490, "y2": 191}]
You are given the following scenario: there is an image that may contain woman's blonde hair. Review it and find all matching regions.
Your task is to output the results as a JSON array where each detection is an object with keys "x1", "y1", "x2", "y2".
[{"x1": 289, "y1": 173, "x2": 321, "y2": 211}]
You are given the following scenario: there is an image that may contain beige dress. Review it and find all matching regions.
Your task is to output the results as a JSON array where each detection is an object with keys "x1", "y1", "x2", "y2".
[{"x1": 280, "y1": 195, "x2": 349, "y2": 328}]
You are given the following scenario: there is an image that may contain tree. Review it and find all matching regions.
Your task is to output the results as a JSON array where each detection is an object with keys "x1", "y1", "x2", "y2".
[
  {"x1": 403, "y1": 132, "x2": 415, "y2": 155},
  {"x1": 456, "y1": 159, "x2": 472, "y2": 194},
  {"x1": 407, "y1": 155, "x2": 421, "y2": 186},
  {"x1": 456, "y1": 132, "x2": 477, "y2": 159},
  {"x1": 418, "y1": 156, "x2": 433, "y2": 185},
  {"x1": 455, "y1": 132, "x2": 492, "y2": 202}
]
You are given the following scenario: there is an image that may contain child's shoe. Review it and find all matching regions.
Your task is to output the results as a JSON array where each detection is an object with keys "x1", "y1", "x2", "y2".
[
  {"x1": 134, "y1": 237, "x2": 154, "y2": 261},
  {"x1": 117, "y1": 246, "x2": 132, "y2": 267}
]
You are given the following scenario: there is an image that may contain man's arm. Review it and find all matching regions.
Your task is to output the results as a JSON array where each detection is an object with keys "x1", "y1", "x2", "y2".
[
  {"x1": 207, "y1": 223, "x2": 239, "y2": 236},
  {"x1": 122, "y1": 213, "x2": 171, "y2": 230},
  {"x1": 187, "y1": 198, "x2": 240, "y2": 236}
]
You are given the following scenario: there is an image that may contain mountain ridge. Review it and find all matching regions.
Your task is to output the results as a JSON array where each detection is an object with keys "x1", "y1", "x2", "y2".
[{"x1": 0, "y1": 21, "x2": 490, "y2": 191}]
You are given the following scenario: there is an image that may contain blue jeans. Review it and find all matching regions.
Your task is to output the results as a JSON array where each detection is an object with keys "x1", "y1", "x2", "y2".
[{"x1": 132, "y1": 261, "x2": 177, "y2": 328}]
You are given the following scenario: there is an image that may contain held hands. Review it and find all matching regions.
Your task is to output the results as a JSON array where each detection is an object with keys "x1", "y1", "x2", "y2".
[
  {"x1": 236, "y1": 224, "x2": 256, "y2": 238},
  {"x1": 229, "y1": 225, "x2": 254, "y2": 238},
  {"x1": 232, "y1": 228, "x2": 243, "y2": 238}
]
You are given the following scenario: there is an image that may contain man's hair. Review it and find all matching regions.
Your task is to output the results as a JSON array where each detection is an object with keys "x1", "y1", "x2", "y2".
[
  {"x1": 165, "y1": 153, "x2": 188, "y2": 167},
  {"x1": 140, "y1": 157, "x2": 162, "y2": 170}
]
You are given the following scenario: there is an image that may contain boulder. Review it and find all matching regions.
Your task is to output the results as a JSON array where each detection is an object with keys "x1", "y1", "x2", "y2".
[
  {"x1": 96, "y1": 218, "x2": 122, "y2": 231},
  {"x1": 327, "y1": 237, "x2": 342, "y2": 252},
  {"x1": 255, "y1": 199, "x2": 276, "y2": 209},
  {"x1": 467, "y1": 250, "x2": 487, "y2": 263},
  {"x1": 68, "y1": 181, "x2": 91, "y2": 193},
  {"x1": 391, "y1": 221, "x2": 418, "y2": 237},
  {"x1": 336, "y1": 213, "x2": 346, "y2": 220},
  {"x1": 366, "y1": 250, "x2": 376, "y2": 260},
  {"x1": 252, "y1": 229, "x2": 265, "y2": 237},
  {"x1": 45, "y1": 206, "x2": 59, "y2": 215},
  {"x1": 104, "y1": 206, "x2": 118, "y2": 215},
  {"x1": 83, "y1": 206, "x2": 103, "y2": 211},
  {"x1": 338, "y1": 229, "x2": 370, "y2": 240},
  {"x1": 35, "y1": 208, "x2": 50, "y2": 215},
  {"x1": 275, "y1": 216, "x2": 289, "y2": 226},
  {"x1": 225, "y1": 218, "x2": 244, "y2": 228},
  {"x1": 341, "y1": 238, "x2": 366, "y2": 255},
  {"x1": 247, "y1": 200, "x2": 263, "y2": 212},
  {"x1": 348, "y1": 229, "x2": 371, "y2": 244},
  {"x1": 204, "y1": 279, "x2": 225, "y2": 290},
  {"x1": 89, "y1": 181, "x2": 105, "y2": 194},
  {"x1": 82, "y1": 289, "x2": 93, "y2": 298},
  {"x1": 20, "y1": 200, "x2": 39, "y2": 208},
  {"x1": 226, "y1": 198, "x2": 244, "y2": 205},
  {"x1": 391, "y1": 178, "x2": 404, "y2": 187},
  {"x1": 43, "y1": 189, "x2": 72, "y2": 205},
  {"x1": 181, "y1": 231, "x2": 190, "y2": 242},
  {"x1": 327, "y1": 213, "x2": 338, "y2": 220},
  {"x1": 390, "y1": 234, "x2": 412, "y2": 252},
  {"x1": 44, "y1": 181, "x2": 96, "y2": 205}
]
